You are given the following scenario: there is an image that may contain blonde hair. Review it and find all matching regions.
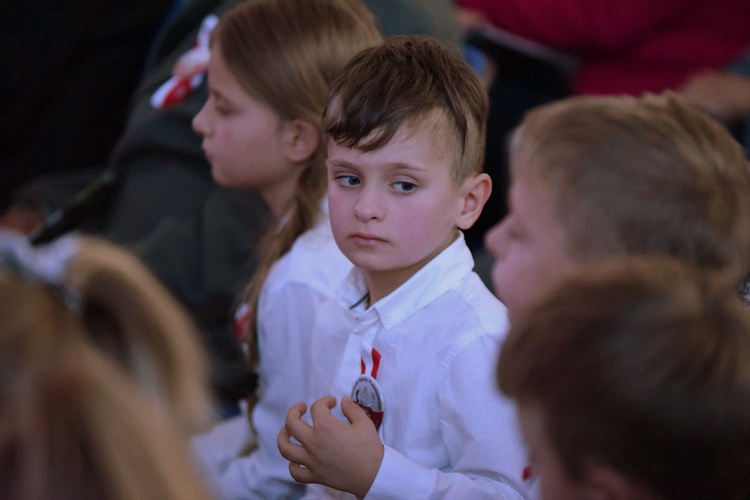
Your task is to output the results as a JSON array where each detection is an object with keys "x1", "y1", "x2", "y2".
[
  {"x1": 510, "y1": 92, "x2": 750, "y2": 285},
  {"x1": 0, "y1": 268, "x2": 212, "y2": 500},
  {"x1": 214, "y1": 0, "x2": 382, "y2": 381},
  {"x1": 66, "y1": 236, "x2": 213, "y2": 434}
]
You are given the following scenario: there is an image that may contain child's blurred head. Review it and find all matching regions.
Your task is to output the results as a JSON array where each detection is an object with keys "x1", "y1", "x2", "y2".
[
  {"x1": 0, "y1": 234, "x2": 214, "y2": 435},
  {"x1": 322, "y1": 35, "x2": 491, "y2": 300},
  {"x1": 498, "y1": 257, "x2": 750, "y2": 500},
  {"x1": 486, "y1": 92, "x2": 750, "y2": 320},
  {"x1": 0, "y1": 260, "x2": 212, "y2": 499},
  {"x1": 67, "y1": 237, "x2": 214, "y2": 434}
]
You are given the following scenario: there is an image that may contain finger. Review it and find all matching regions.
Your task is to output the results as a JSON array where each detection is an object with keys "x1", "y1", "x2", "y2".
[
  {"x1": 277, "y1": 425, "x2": 293, "y2": 449},
  {"x1": 284, "y1": 402, "x2": 309, "y2": 432},
  {"x1": 277, "y1": 426, "x2": 310, "y2": 464},
  {"x1": 289, "y1": 461, "x2": 315, "y2": 484},
  {"x1": 285, "y1": 406, "x2": 313, "y2": 443},
  {"x1": 340, "y1": 396, "x2": 370, "y2": 426},
  {"x1": 287, "y1": 401, "x2": 308, "y2": 420},
  {"x1": 309, "y1": 396, "x2": 337, "y2": 423}
]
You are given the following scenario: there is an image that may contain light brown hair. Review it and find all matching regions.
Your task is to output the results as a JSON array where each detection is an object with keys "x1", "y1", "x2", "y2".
[
  {"x1": 509, "y1": 92, "x2": 750, "y2": 285},
  {"x1": 215, "y1": 0, "x2": 383, "y2": 391},
  {"x1": 322, "y1": 34, "x2": 489, "y2": 184},
  {"x1": 0, "y1": 267, "x2": 212, "y2": 500},
  {"x1": 498, "y1": 257, "x2": 750, "y2": 499},
  {"x1": 67, "y1": 237, "x2": 213, "y2": 435}
]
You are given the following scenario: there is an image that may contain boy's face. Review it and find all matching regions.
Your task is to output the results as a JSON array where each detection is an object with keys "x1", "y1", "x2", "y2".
[
  {"x1": 484, "y1": 170, "x2": 577, "y2": 322},
  {"x1": 519, "y1": 404, "x2": 659, "y2": 499},
  {"x1": 326, "y1": 123, "x2": 469, "y2": 301},
  {"x1": 518, "y1": 404, "x2": 590, "y2": 500}
]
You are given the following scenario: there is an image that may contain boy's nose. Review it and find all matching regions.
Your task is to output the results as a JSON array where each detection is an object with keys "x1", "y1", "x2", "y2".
[
  {"x1": 354, "y1": 187, "x2": 386, "y2": 221},
  {"x1": 484, "y1": 219, "x2": 508, "y2": 258}
]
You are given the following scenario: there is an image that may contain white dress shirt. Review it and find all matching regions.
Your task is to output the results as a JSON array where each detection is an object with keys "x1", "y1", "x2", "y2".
[
  {"x1": 303, "y1": 233, "x2": 532, "y2": 499},
  {"x1": 192, "y1": 208, "x2": 353, "y2": 499}
]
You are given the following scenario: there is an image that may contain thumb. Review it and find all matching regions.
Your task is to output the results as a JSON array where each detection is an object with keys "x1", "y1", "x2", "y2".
[{"x1": 341, "y1": 396, "x2": 370, "y2": 426}]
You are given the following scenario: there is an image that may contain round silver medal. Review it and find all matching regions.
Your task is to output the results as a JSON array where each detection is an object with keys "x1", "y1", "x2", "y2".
[{"x1": 351, "y1": 374, "x2": 384, "y2": 430}]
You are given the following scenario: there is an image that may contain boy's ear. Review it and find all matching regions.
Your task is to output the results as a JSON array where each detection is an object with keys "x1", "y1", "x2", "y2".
[
  {"x1": 582, "y1": 465, "x2": 660, "y2": 500},
  {"x1": 284, "y1": 119, "x2": 320, "y2": 164},
  {"x1": 456, "y1": 172, "x2": 492, "y2": 230}
]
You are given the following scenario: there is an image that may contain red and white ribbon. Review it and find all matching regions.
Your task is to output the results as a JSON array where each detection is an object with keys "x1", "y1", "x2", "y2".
[{"x1": 150, "y1": 14, "x2": 218, "y2": 109}]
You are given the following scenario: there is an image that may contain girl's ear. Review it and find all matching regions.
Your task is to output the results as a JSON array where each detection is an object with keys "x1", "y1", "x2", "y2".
[
  {"x1": 284, "y1": 119, "x2": 320, "y2": 164},
  {"x1": 456, "y1": 172, "x2": 492, "y2": 230}
]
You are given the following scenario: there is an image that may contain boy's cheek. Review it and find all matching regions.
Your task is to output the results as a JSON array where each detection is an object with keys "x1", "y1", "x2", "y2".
[
  {"x1": 490, "y1": 262, "x2": 514, "y2": 308},
  {"x1": 491, "y1": 265, "x2": 537, "y2": 321},
  {"x1": 483, "y1": 223, "x2": 507, "y2": 259}
]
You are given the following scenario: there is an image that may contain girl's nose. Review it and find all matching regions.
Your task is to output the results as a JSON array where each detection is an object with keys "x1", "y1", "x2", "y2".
[{"x1": 192, "y1": 103, "x2": 210, "y2": 136}]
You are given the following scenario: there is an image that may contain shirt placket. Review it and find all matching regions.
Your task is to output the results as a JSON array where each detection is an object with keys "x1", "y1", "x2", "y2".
[{"x1": 331, "y1": 308, "x2": 379, "y2": 402}]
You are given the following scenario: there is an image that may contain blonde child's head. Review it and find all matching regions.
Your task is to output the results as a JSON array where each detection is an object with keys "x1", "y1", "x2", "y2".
[
  {"x1": 66, "y1": 236, "x2": 214, "y2": 434},
  {"x1": 498, "y1": 257, "x2": 750, "y2": 499},
  {"x1": 487, "y1": 92, "x2": 750, "y2": 319},
  {"x1": 512, "y1": 92, "x2": 750, "y2": 276},
  {"x1": 0, "y1": 263, "x2": 212, "y2": 500},
  {"x1": 323, "y1": 34, "x2": 489, "y2": 185}
]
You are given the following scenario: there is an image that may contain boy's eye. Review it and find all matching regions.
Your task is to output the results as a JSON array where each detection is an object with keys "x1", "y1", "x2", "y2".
[
  {"x1": 393, "y1": 181, "x2": 416, "y2": 193},
  {"x1": 336, "y1": 175, "x2": 361, "y2": 187}
]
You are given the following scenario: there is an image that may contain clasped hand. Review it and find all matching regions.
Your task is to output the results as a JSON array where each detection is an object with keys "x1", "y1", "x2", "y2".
[{"x1": 277, "y1": 396, "x2": 384, "y2": 499}]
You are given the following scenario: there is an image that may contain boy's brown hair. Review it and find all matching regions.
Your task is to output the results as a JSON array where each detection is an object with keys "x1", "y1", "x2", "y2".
[
  {"x1": 509, "y1": 92, "x2": 750, "y2": 284},
  {"x1": 498, "y1": 257, "x2": 750, "y2": 499},
  {"x1": 322, "y1": 35, "x2": 488, "y2": 184}
]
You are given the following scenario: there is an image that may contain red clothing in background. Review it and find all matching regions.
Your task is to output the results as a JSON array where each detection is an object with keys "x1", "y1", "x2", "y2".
[{"x1": 457, "y1": 0, "x2": 750, "y2": 95}]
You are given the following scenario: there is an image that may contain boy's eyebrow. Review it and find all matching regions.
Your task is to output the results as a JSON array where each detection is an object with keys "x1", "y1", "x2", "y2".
[
  {"x1": 327, "y1": 158, "x2": 428, "y2": 173},
  {"x1": 389, "y1": 162, "x2": 428, "y2": 173},
  {"x1": 326, "y1": 158, "x2": 351, "y2": 166}
]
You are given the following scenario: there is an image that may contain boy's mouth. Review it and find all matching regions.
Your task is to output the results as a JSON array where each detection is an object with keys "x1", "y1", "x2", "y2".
[{"x1": 350, "y1": 233, "x2": 386, "y2": 246}]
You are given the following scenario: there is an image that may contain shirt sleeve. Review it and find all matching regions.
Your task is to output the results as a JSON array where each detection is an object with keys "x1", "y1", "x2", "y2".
[
  {"x1": 365, "y1": 334, "x2": 531, "y2": 500},
  {"x1": 191, "y1": 264, "x2": 330, "y2": 499}
]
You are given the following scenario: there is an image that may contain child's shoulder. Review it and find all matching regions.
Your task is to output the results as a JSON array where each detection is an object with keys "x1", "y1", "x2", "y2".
[
  {"x1": 401, "y1": 271, "x2": 508, "y2": 344},
  {"x1": 266, "y1": 218, "x2": 352, "y2": 296},
  {"x1": 410, "y1": 273, "x2": 508, "y2": 380},
  {"x1": 449, "y1": 271, "x2": 509, "y2": 334},
  {"x1": 403, "y1": 236, "x2": 508, "y2": 336}
]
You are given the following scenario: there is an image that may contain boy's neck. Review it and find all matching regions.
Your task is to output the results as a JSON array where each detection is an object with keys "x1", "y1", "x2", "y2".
[{"x1": 363, "y1": 271, "x2": 406, "y2": 305}]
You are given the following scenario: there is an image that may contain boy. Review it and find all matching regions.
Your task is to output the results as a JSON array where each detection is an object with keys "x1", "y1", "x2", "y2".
[
  {"x1": 497, "y1": 257, "x2": 750, "y2": 499},
  {"x1": 484, "y1": 92, "x2": 750, "y2": 324},
  {"x1": 278, "y1": 36, "x2": 532, "y2": 498}
]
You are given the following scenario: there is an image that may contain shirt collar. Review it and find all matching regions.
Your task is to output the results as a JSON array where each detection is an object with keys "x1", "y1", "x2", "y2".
[{"x1": 337, "y1": 232, "x2": 474, "y2": 330}]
